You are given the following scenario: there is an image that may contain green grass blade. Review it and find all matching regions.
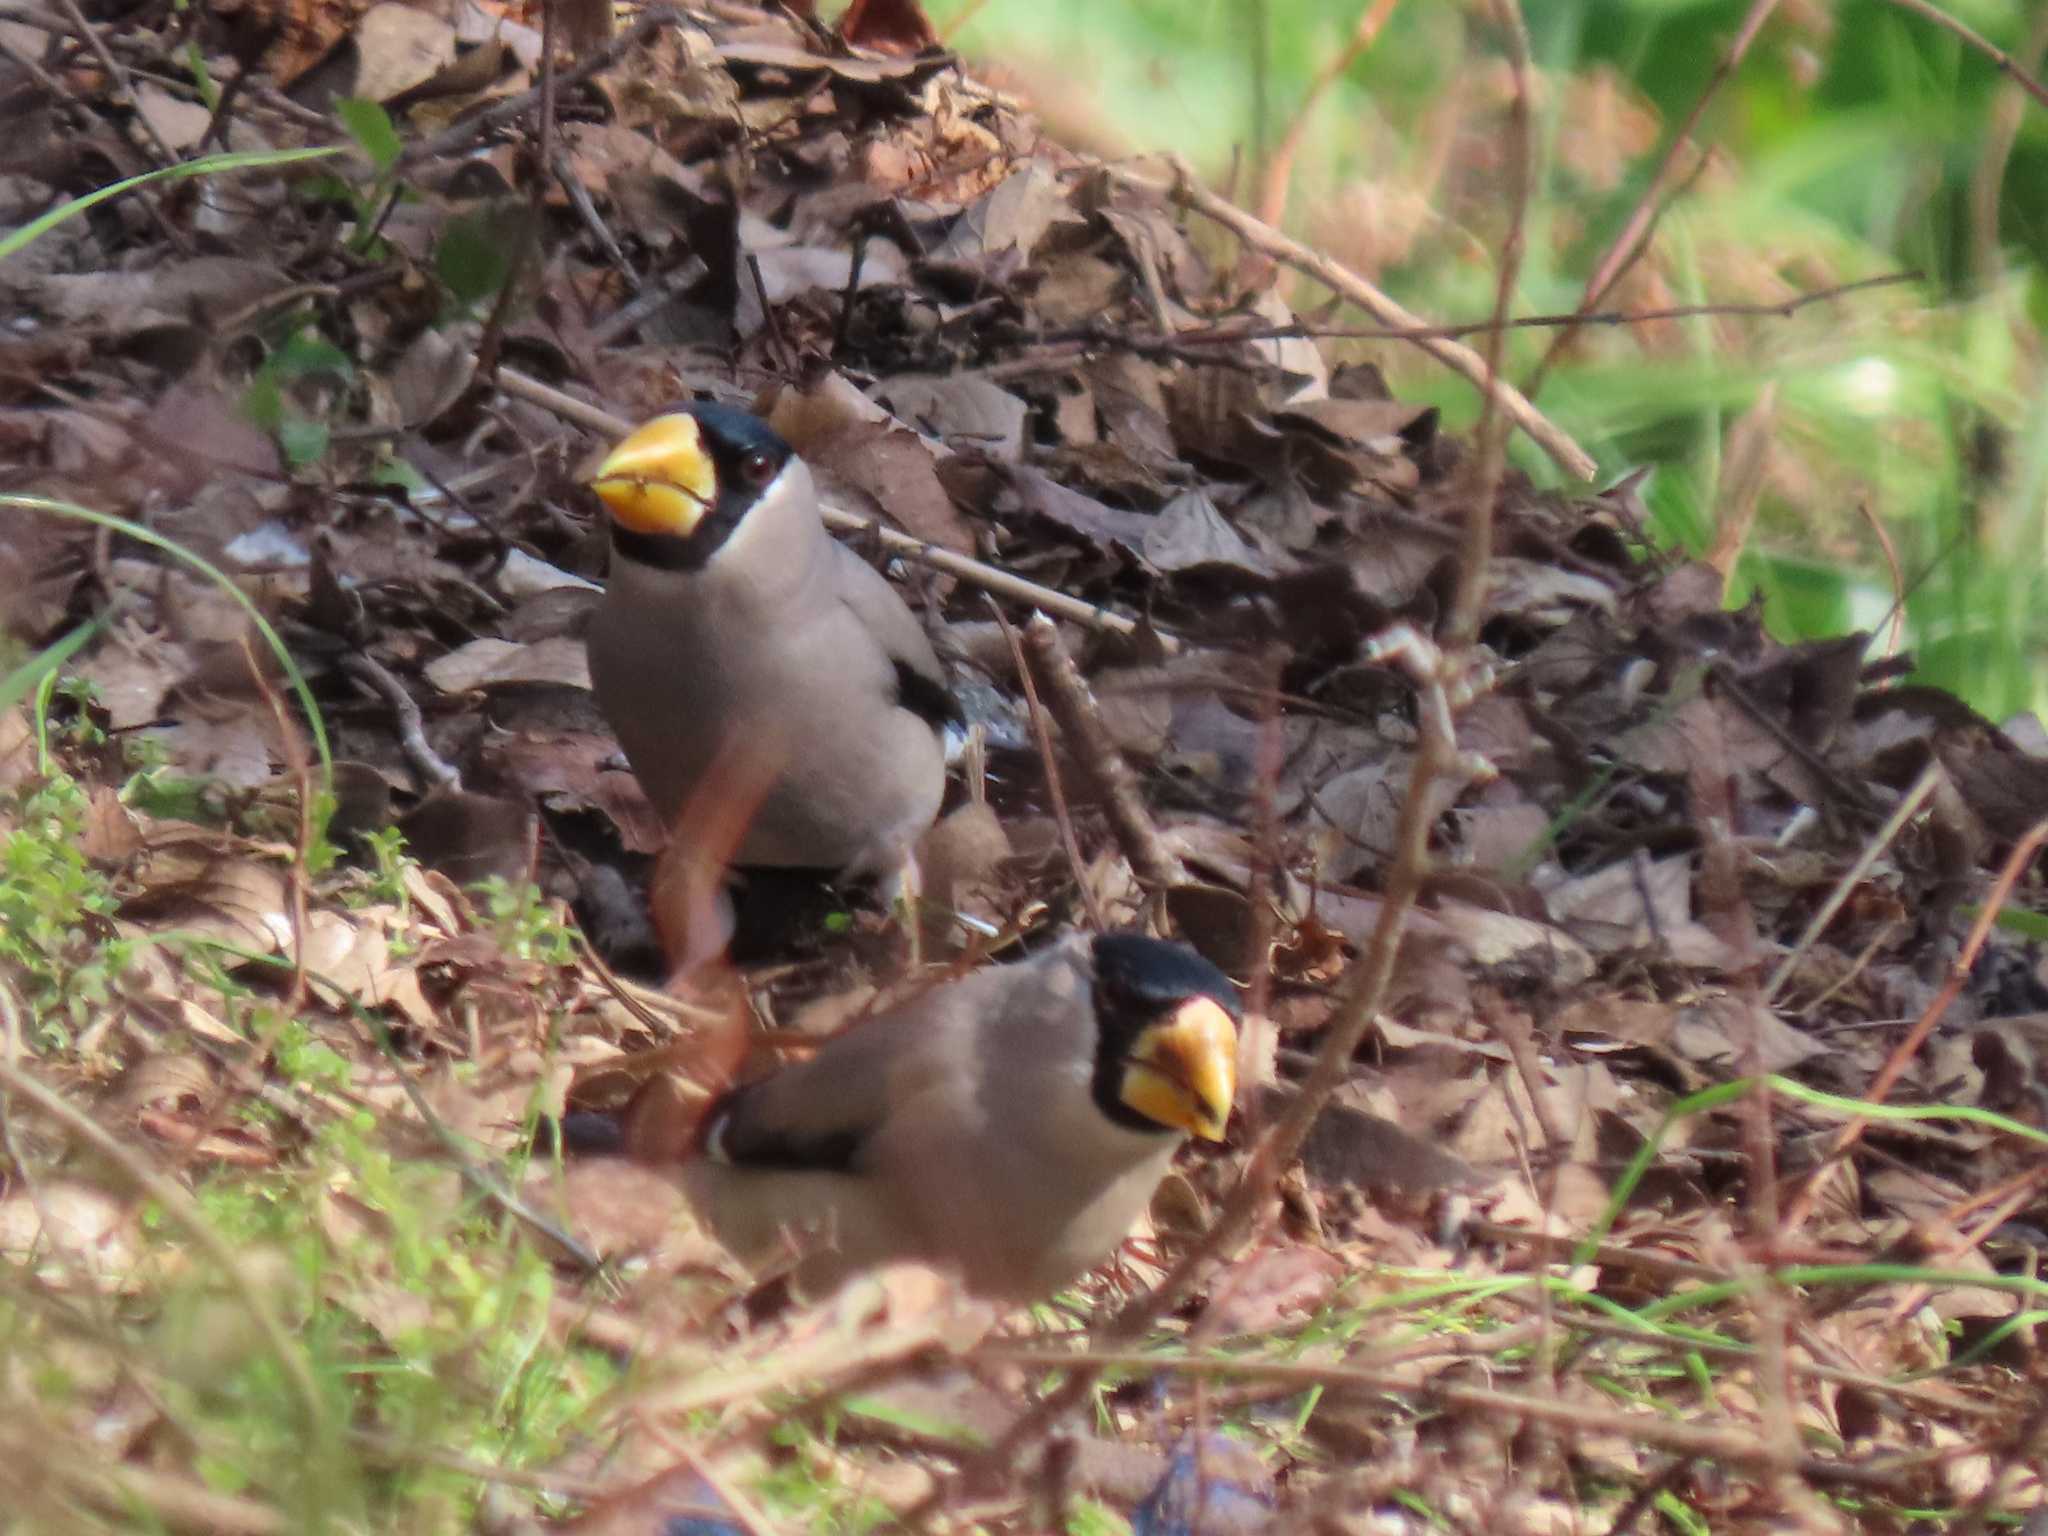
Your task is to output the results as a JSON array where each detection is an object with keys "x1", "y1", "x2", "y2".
[
  {"x1": 0, "y1": 146, "x2": 338, "y2": 262},
  {"x1": 1577, "y1": 1073, "x2": 2048, "y2": 1262},
  {"x1": 0, "y1": 611, "x2": 110, "y2": 713},
  {"x1": 2, "y1": 494, "x2": 333, "y2": 791}
]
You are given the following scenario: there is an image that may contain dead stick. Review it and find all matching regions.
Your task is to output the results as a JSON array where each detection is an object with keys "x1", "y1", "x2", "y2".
[
  {"x1": 1108, "y1": 156, "x2": 1598, "y2": 482},
  {"x1": 994, "y1": 605, "x2": 1103, "y2": 929},
  {"x1": 1021, "y1": 613, "x2": 1187, "y2": 892},
  {"x1": 399, "y1": 6, "x2": 686, "y2": 166},
  {"x1": 1539, "y1": 0, "x2": 1778, "y2": 385},
  {"x1": 1883, "y1": 0, "x2": 2048, "y2": 116},
  {"x1": 342, "y1": 654, "x2": 460, "y2": 790},
  {"x1": 1778, "y1": 808, "x2": 2048, "y2": 1237},
  {"x1": 979, "y1": 1347, "x2": 1907, "y2": 1491}
]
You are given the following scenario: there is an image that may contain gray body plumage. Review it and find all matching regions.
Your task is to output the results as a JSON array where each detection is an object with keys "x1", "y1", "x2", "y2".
[
  {"x1": 588, "y1": 457, "x2": 947, "y2": 877},
  {"x1": 679, "y1": 934, "x2": 1183, "y2": 1300}
]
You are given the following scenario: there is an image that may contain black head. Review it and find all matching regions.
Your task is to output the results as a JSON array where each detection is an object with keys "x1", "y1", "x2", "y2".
[
  {"x1": 587, "y1": 401, "x2": 797, "y2": 572},
  {"x1": 1086, "y1": 933, "x2": 1241, "y2": 1140}
]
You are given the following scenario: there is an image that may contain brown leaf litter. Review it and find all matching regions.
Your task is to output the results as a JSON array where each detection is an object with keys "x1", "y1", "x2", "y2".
[{"x1": 1, "y1": 0, "x2": 2044, "y2": 1529}]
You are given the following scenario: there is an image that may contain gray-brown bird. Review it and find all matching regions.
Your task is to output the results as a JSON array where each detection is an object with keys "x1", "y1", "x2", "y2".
[
  {"x1": 679, "y1": 931, "x2": 1239, "y2": 1301},
  {"x1": 585, "y1": 403, "x2": 955, "y2": 886}
]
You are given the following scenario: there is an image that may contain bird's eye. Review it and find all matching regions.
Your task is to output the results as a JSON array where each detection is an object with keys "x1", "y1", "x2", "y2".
[{"x1": 739, "y1": 450, "x2": 775, "y2": 485}]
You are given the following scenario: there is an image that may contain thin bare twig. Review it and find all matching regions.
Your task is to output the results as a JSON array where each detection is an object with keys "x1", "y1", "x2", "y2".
[
  {"x1": 400, "y1": 6, "x2": 686, "y2": 166},
  {"x1": 1778, "y1": 809, "x2": 2048, "y2": 1236},
  {"x1": 0, "y1": 26, "x2": 70, "y2": 101},
  {"x1": 972, "y1": 270, "x2": 1922, "y2": 360},
  {"x1": 537, "y1": 0, "x2": 559, "y2": 192},
  {"x1": 54, "y1": 0, "x2": 177, "y2": 166},
  {"x1": 56, "y1": 1461, "x2": 286, "y2": 1536},
  {"x1": 1684, "y1": 680, "x2": 1798, "y2": 1471},
  {"x1": 335, "y1": 991, "x2": 605, "y2": 1271},
  {"x1": 1532, "y1": 0, "x2": 1779, "y2": 386},
  {"x1": 1236, "y1": 646, "x2": 1286, "y2": 1131},
  {"x1": 1487, "y1": 1004, "x2": 1569, "y2": 1157},
  {"x1": 1021, "y1": 614, "x2": 1189, "y2": 894},
  {"x1": 747, "y1": 252, "x2": 795, "y2": 376},
  {"x1": 992, "y1": 604, "x2": 1103, "y2": 931},
  {"x1": 1449, "y1": 0, "x2": 1532, "y2": 647},
  {"x1": 1107, "y1": 155, "x2": 1598, "y2": 481},
  {"x1": 342, "y1": 653, "x2": 460, "y2": 790},
  {"x1": 1968, "y1": 4, "x2": 2048, "y2": 288},
  {"x1": 1610, "y1": 1460, "x2": 1698, "y2": 1536},
  {"x1": 1761, "y1": 760, "x2": 1942, "y2": 1006},
  {"x1": 972, "y1": 1347, "x2": 1910, "y2": 1492},
  {"x1": 243, "y1": 635, "x2": 313, "y2": 1019},
  {"x1": 1852, "y1": 497, "x2": 1909, "y2": 659},
  {"x1": 1883, "y1": 0, "x2": 2048, "y2": 116},
  {"x1": 1254, "y1": 0, "x2": 1400, "y2": 226},
  {"x1": 553, "y1": 147, "x2": 641, "y2": 290}
]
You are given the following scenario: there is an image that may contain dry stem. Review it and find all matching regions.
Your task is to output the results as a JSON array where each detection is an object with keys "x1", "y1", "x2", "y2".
[
  {"x1": 1779, "y1": 808, "x2": 2048, "y2": 1235},
  {"x1": 1020, "y1": 613, "x2": 1189, "y2": 894},
  {"x1": 1107, "y1": 156, "x2": 1598, "y2": 481},
  {"x1": 1533, "y1": 0, "x2": 1778, "y2": 385},
  {"x1": 991, "y1": 605, "x2": 1103, "y2": 930},
  {"x1": 975, "y1": 1347, "x2": 1910, "y2": 1492}
]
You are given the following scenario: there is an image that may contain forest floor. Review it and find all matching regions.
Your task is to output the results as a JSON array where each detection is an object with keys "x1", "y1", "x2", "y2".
[{"x1": 0, "y1": 0, "x2": 2044, "y2": 1531}]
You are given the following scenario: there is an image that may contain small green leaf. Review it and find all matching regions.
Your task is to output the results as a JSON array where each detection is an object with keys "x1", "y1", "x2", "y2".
[
  {"x1": 270, "y1": 329, "x2": 354, "y2": 384},
  {"x1": 241, "y1": 373, "x2": 283, "y2": 432},
  {"x1": 434, "y1": 209, "x2": 515, "y2": 306},
  {"x1": 279, "y1": 416, "x2": 330, "y2": 468},
  {"x1": 371, "y1": 454, "x2": 429, "y2": 492},
  {"x1": 294, "y1": 172, "x2": 360, "y2": 207},
  {"x1": 334, "y1": 98, "x2": 403, "y2": 173}
]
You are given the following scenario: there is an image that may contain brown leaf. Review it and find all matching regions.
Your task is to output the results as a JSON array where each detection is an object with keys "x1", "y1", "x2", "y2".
[
  {"x1": 0, "y1": 707, "x2": 34, "y2": 793},
  {"x1": 837, "y1": 0, "x2": 938, "y2": 54},
  {"x1": 717, "y1": 40, "x2": 940, "y2": 87},
  {"x1": 423, "y1": 636, "x2": 592, "y2": 693},
  {"x1": 1006, "y1": 464, "x2": 1153, "y2": 550},
  {"x1": 917, "y1": 799, "x2": 1011, "y2": 949},
  {"x1": 0, "y1": 1180, "x2": 139, "y2": 1289},
  {"x1": 1201, "y1": 1245, "x2": 1345, "y2": 1338},
  {"x1": 1141, "y1": 489, "x2": 1276, "y2": 576},
  {"x1": 804, "y1": 420, "x2": 976, "y2": 556},
  {"x1": 932, "y1": 162, "x2": 1078, "y2": 264},
  {"x1": 141, "y1": 382, "x2": 285, "y2": 488},
  {"x1": 81, "y1": 785, "x2": 141, "y2": 864},
  {"x1": 350, "y1": 1, "x2": 458, "y2": 102},
  {"x1": 1165, "y1": 366, "x2": 1271, "y2": 476},
  {"x1": 1670, "y1": 994, "x2": 1823, "y2": 1075},
  {"x1": 1273, "y1": 396, "x2": 1435, "y2": 449},
  {"x1": 120, "y1": 839, "x2": 292, "y2": 956},
  {"x1": 872, "y1": 375, "x2": 1029, "y2": 462}
]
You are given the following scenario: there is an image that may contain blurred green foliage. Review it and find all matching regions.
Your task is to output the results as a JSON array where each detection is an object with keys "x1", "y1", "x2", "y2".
[{"x1": 927, "y1": 0, "x2": 2048, "y2": 720}]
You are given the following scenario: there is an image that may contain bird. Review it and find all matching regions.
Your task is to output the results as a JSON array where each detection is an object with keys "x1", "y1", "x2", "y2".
[
  {"x1": 584, "y1": 402, "x2": 955, "y2": 892},
  {"x1": 673, "y1": 930, "x2": 1240, "y2": 1301}
]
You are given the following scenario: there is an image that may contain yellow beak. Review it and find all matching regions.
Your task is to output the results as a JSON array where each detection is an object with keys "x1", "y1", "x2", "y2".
[
  {"x1": 1118, "y1": 996, "x2": 1237, "y2": 1141},
  {"x1": 588, "y1": 413, "x2": 718, "y2": 537}
]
